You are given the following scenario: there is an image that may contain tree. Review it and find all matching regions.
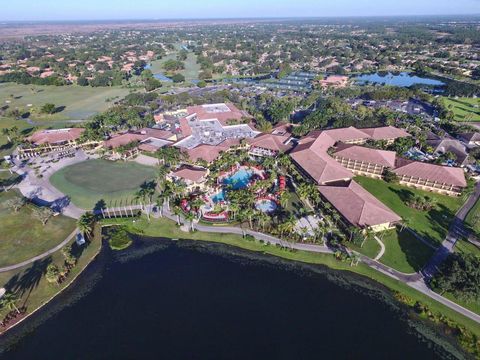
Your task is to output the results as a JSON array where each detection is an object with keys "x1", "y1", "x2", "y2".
[
  {"x1": 5, "y1": 196, "x2": 26, "y2": 213},
  {"x1": 431, "y1": 253, "x2": 480, "y2": 303},
  {"x1": 77, "y1": 212, "x2": 96, "y2": 240},
  {"x1": 0, "y1": 292, "x2": 20, "y2": 314},
  {"x1": 40, "y1": 103, "x2": 57, "y2": 114},
  {"x1": 171, "y1": 74, "x2": 185, "y2": 83},
  {"x1": 62, "y1": 245, "x2": 76, "y2": 266},
  {"x1": 45, "y1": 264, "x2": 60, "y2": 284},
  {"x1": 32, "y1": 206, "x2": 54, "y2": 225},
  {"x1": 382, "y1": 168, "x2": 398, "y2": 183}
]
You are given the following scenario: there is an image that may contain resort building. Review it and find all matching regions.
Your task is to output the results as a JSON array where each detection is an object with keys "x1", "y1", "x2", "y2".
[
  {"x1": 173, "y1": 103, "x2": 259, "y2": 162},
  {"x1": 426, "y1": 137, "x2": 469, "y2": 166},
  {"x1": 167, "y1": 166, "x2": 209, "y2": 192},
  {"x1": 318, "y1": 180, "x2": 402, "y2": 232},
  {"x1": 394, "y1": 159, "x2": 467, "y2": 196},
  {"x1": 459, "y1": 132, "x2": 480, "y2": 148},
  {"x1": 19, "y1": 128, "x2": 93, "y2": 157},
  {"x1": 248, "y1": 133, "x2": 293, "y2": 157},
  {"x1": 332, "y1": 144, "x2": 397, "y2": 178},
  {"x1": 358, "y1": 125, "x2": 411, "y2": 144}
]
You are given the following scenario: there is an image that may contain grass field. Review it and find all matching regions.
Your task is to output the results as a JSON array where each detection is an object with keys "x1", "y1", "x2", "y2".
[
  {"x1": 49, "y1": 159, "x2": 157, "y2": 209},
  {"x1": 0, "y1": 117, "x2": 35, "y2": 157},
  {"x1": 465, "y1": 197, "x2": 480, "y2": 237},
  {"x1": 148, "y1": 44, "x2": 200, "y2": 83},
  {"x1": 379, "y1": 229, "x2": 435, "y2": 273},
  {"x1": 0, "y1": 83, "x2": 129, "y2": 121},
  {"x1": 442, "y1": 97, "x2": 480, "y2": 122},
  {"x1": 355, "y1": 176, "x2": 463, "y2": 246},
  {"x1": 349, "y1": 236, "x2": 381, "y2": 259},
  {"x1": 0, "y1": 190, "x2": 76, "y2": 268}
]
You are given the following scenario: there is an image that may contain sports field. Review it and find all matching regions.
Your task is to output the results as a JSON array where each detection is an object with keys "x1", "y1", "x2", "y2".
[
  {"x1": 0, "y1": 83, "x2": 129, "y2": 121},
  {"x1": 442, "y1": 97, "x2": 480, "y2": 122},
  {"x1": 0, "y1": 190, "x2": 76, "y2": 268},
  {"x1": 50, "y1": 159, "x2": 157, "y2": 209}
]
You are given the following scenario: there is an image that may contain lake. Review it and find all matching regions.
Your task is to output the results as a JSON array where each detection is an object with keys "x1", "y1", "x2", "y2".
[
  {"x1": 0, "y1": 238, "x2": 464, "y2": 359},
  {"x1": 354, "y1": 72, "x2": 445, "y2": 87}
]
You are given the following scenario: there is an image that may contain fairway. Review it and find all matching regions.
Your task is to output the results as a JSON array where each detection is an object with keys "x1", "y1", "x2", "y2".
[
  {"x1": 50, "y1": 159, "x2": 157, "y2": 209},
  {"x1": 0, "y1": 190, "x2": 76, "y2": 268},
  {"x1": 0, "y1": 83, "x2": 129, "y2": 121},
  {"x1": 442, "y1": 97, "x2": 480, "y2": 122},
  {"x1": 149, "y1": 43, "x2": 200, "y2": 83}
]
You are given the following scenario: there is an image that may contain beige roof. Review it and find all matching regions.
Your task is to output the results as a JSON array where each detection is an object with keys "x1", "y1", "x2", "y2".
[
  {"x1": 322, "y1": 126, "x2": 370, "y2": 143},
  {"x1": 318, "y1": 181, "x2": 402, "y2": 227},
  {"x1": 394, "y1": 160, "x2": 467, "y2": 187},
  {"x1": 291, "y1": 146, "x2": 353, "y2": 185},
  {"x1": 171, "y1": 166, "x2": 207, "y2": 182},
  {"x1": 359, "y1": 126, "x2": 410, "y2": 140},
  {"x1": 28, "y1": 128, "x2": 84, "y2": 145},
  {"x1": 334, "y1": 144, "x2": 397, "y2": 168},
  {"x1": 250, "y1": 133, "x2": 292, "y2": 152}
]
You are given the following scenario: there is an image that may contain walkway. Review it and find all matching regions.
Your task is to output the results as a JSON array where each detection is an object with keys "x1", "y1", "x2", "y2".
[
  {"x1": 0, "y1": 228, "x2": 78, "y2": 273},
  {"x1": 373, "y1": 236, "x2": 385, "y2": 261}
]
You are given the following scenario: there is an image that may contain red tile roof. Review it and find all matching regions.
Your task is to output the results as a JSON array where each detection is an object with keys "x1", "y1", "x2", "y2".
[
  {"x1": 28, "y1": 128, "x2": 84, "y2": 145},
  {"x1": 250, "y1": 133, "x2": 292, "y2": 152},
  {"x1": 318, "y1": 181, "x2": 402, "y2": 227},
  {"x1": 333, "y1": 144, "x2": 397, "y2": 168},
  {"x1": 359, "y1": 126, "x2": 411, "y2": 140},
  {"x1": 104, "y1": 133, "x2": 145, "y2": 149},
  {"x1": 171, "y1": 166, "x2": 207, "y2": 183},
  {"x1": 186, "y1": 103, "x2": 248, "y2": 126},
  {"x1": 394, "y1": 160, "x2": 467, "y2": 187}
]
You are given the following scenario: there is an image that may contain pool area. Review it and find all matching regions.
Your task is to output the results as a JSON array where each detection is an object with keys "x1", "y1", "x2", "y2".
[
  {"x1": 255, "y1": 198, "x2": 278, "y2": 213},
  {"x1": 211, "y1": 190, "x2": 226, "y2": 203},
  {"x1": 222, "y1": 168, "x2": 254, "y2": 190}
]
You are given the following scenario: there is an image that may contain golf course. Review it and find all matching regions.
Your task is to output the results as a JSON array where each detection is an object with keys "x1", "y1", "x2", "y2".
[{"x1": 49, "y1": 159, "x2": 157, "y2": 209}]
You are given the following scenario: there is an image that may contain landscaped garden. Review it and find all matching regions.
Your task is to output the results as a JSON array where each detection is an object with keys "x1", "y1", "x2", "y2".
[
  {"x1": 0, "y1": 190, "x2": 76, "y2": 268},
  {"x1": 49, "y1": 159, "x2": 157, "y2": 209},
  {"x1": 442, "y1": 97, "x2": 480, "y2": 122}
]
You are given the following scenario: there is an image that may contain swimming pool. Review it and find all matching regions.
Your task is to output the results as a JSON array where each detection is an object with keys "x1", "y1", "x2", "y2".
[
  {"x1": 211, "y1": 190, "x2": 226, "y2": 203},
  {"x1": 223, "y1": 168, "x2": 253, "y2": 190},
  {"x1": 255, "y1": 199, "x2": 278, "y2": 213}
]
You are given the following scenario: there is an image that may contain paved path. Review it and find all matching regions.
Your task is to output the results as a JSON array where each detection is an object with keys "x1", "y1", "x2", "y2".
[
  {"x1": 422, "y1": 182, "x2": 480, "y2": 279},
  {"x1": 0, "y1": 228, "x2": 78, "y2": 273},
  {"x1": 373, "y1": 236, "x2": 385, "y2": 261}
]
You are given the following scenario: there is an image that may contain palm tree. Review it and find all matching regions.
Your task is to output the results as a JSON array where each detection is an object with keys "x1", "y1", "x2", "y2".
[
  {"x1": 77, "y1": 212, "x2": 95, "y2": 240},
  {"x1": 257, "y1": 212, "x2": 270, "y2": 232},
  {"x1": 172, "y1": 205, "x2": 182, "y2": 225},
  {"x1": 279, "y1": 191, "x2": 290, "y2": 209},
  {"x1": 185, "y1": 212, "x2": 195, "y2": 231},
  {"x1": 0, "y1": 292, "x2": 20, "y2": 314},
  {"x1": 135, "y1": 181, "x2": 156, "y2": 221}
]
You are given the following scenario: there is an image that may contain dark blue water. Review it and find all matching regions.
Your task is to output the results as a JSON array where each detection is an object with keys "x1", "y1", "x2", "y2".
[
  {"x1": 355, "y1": 72, "x2": 445, "y2": 87},
  {"x1": 0, "y1": 239, "x2": 464, "y2": 359}
]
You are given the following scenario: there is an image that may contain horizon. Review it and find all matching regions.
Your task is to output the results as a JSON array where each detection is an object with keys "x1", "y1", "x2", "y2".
[{"x1": 1, "y1": 0, "x2": 479, "y2": 22}]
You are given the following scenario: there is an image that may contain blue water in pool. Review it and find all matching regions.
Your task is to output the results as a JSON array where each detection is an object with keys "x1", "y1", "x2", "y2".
[
  {"x1": 223, "y1": 168, "x2": 253, "y2": 190},
  {"x1": 256, "y1": 199, "x2": 277, "y2": 213},
  {"x1": 211, "y1": 190, "x2": 225, "y2": 203}
]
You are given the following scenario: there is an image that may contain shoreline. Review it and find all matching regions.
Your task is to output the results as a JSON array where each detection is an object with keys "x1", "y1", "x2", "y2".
[{"x1": 1, "y1": 219, "x2": 478, "y2": 356}]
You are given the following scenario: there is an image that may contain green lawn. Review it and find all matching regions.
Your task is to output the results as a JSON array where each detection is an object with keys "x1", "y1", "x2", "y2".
[
  {"x1": 355, "y1": 176, "x2": 463, "y2": 246},
  {"x1": 0, "y1": 117, "x2": 35, "y2": 157},
  {"x1": 148, "y1": 44, "x2": 200, "y2": 83},
  {"x1": 379, "y1": 229, "x2": 436, "y2": 273},
  {"x1": 0, "y1": 224, "x2": 102, "y2": 320},
  {"x1": 0, "y1": 83, "x2": 129, "y2": 122},
  {"x1": 50, "y1": 159, "x2": 157, "y2": 209},
  {"x1": 349, "y1": 236, "x2": 381, "y2": 259},
  {"x1": 465, "y1": 196, "x2": 480, "y2": 237},
  {"x1": 442, "y1": 97, "x2": 480, "y2": 122},
  {"x1": 0, "y1": 190, "x2": 76, "y2": 268}
]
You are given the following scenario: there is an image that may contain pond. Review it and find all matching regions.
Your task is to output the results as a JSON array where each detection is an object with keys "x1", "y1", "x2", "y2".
[
  {"x1": 354, "y1": 72, "x2": 445, "y2": 87},
  {"x1": 0, "y1": 239, "x2": 464, "y2": 359}
]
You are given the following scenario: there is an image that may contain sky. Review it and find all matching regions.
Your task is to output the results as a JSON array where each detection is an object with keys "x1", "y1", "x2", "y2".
[{"x1": 1, "y1": 0, "x2": 479, "y2": 21}]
